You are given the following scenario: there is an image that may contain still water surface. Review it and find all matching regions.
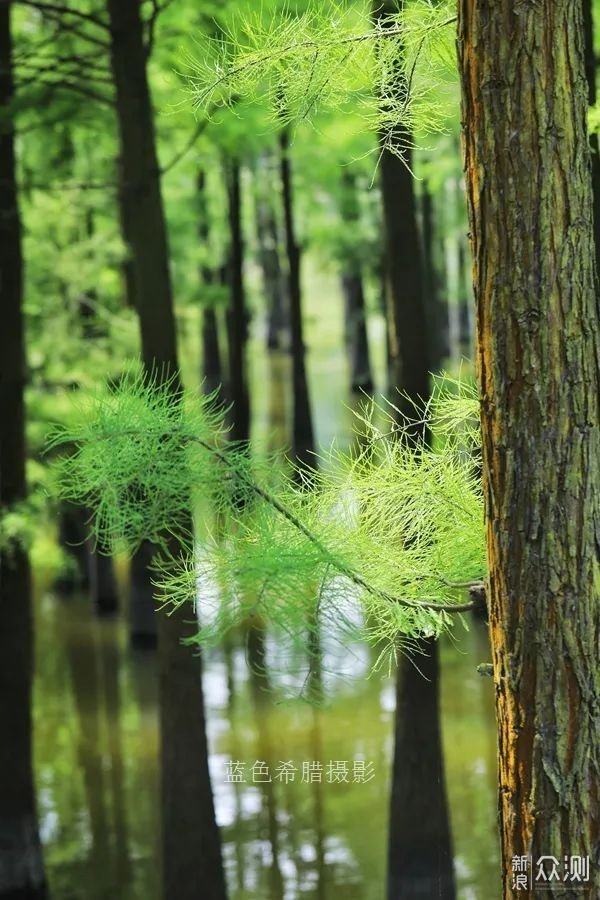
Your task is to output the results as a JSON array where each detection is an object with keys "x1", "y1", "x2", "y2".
[{"x1": 34, "y1": 589, "x2": 500, "y2": 899}]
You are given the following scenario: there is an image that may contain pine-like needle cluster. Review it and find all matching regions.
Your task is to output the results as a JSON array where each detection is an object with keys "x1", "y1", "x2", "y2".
[
  {"x1": 186, "y1": 0, "x2": 457, "y2": 159},
  {"x1": 49, "y1": 370, "x2": 485, "y2": 674}
]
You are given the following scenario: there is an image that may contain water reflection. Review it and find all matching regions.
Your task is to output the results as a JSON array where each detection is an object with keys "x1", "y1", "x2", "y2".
[{"x1": 34, "y1": 585, "x2": 499, "y2": 898}]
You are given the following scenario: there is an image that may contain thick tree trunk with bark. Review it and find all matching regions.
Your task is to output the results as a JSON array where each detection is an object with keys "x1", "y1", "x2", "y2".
[
  {"x1": 279, "y1": 128, "x2": 315, "y2": 468},
  {"x1": 225, "y1": 160, "x2": 250, "y2": 443},
  {"x1": 106, "y1": 2, "x2": 227, "y2": 898},
  {"x1": 458, "y1": 2, "x2": 600, "y2": 895},
  {"x1": 0, "y1": 5, "x2": 47, "y2": 897}
]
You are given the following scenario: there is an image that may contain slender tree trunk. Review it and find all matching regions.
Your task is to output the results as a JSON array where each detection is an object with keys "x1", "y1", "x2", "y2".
[
  {"x1": 254, "y1": 153, "x2": 289, "y2": 350},
  {"x1": 420, "y1": 179, "x2": 449, "y2": 370},
  {"x1": 197, "y1": 170, "x2": 223, "y2": 398},
  {"x1": 0, "y1": 5, "x2": 47, "y2": 897},
  {"x1": 340, "y1": 171, "x2": 374, "y2": 393},
  {"x1": 374, "y1": 4, "x2": 455, "y2": 898},
  {"x1": 225, "y1": 159, "x2": 250, "y2": 443},
  {"x1": 106, "y1": 3, "x2": 227, "y2": 899},
  {"x1": 279, "y1": 128, "x2": 315, "y2": 468},
  {"x1": 458, "y1": 3, "x2": 600, "y2": 896},
  {"x1": 376, "y1": 36, "x2": 430, "y2": 415},
  {"x1": 117, "y1": 155, "x2": 137, "y2": 310}
]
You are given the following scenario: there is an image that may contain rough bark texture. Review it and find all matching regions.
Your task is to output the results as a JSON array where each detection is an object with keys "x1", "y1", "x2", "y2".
[
  {"x1": 387, "y1": 640, "x2": 456, "y2": 900},
  {"x1": 0, "y1": 5, "x2": 47, "y2": 897},
  {"x1": 225, "y1": 160, "x2": 250, "y2": 443},
  {"x1": 279, "y1": 128, "x2": 315, "y2": 468},
  {"x1": 458, "y1": 2, "x2": 600, "y2": 896},
  {"x1": 106, "y1": 2, "x2": 227, "y2": 898}
]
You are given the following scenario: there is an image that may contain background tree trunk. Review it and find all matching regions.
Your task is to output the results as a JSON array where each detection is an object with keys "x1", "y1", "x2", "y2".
[
  {"x1": 374, "y1": 5, "x2": 455, "y2": 898},
  {"x1": 420, "y1": 179, "x2": 449, "y2": 371},
  {"x1": 225, "y1": 159, "x2": 250, "y2": 443},
  {"x1": 458, "y1": 2, "x2": 600, "y2": 895},
  {"x1": 279, "y1": 127, "x2": 315, "y2": 468},
  {"x1": 0, "y1": 5, "x2": 47, "y2": 897},
  {"x1": 197, "y1": 169, "x2": 224, "y2": 398},
  {"x1": 340, "y1": 171, "x2": 374, "y2": 393},
  {"x1": 254, "y1": 152, "x2": 289, "y2": 350},
  {"x1": 106, "y1": 2, "x2": 227, "y2": 898}
]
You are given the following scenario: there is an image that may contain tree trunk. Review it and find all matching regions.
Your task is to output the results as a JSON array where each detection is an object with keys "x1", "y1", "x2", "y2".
[
  {"x1": 339, "y1": 171, "x2": 374, "y2": 393},
  {"x1": 420, "y1": 179, "x2": 449, "y2": 370},
  {"x1": 0, "y1": 5, "x2": 47, "y2": 897},
  {"x1": 197, "y1": 170, "x2": 224, "y2": 398},
  {"x1": 279, "y1": 127, "x2": 315, "y2": 468},
  {"x1": 458, "y1": 2, "x2": 600, "y2": 895},
  {"x1": 387, "y1": 640, "x2": 455, "y2": 899},
  {"x1": 254, "y1": 153, "x2": 289, "y2": 350},
  {"x1": 376, "y1": 69, "x2": 430, "y2": 414},
  {"x1": 117, "y1": 155, "x2": 138, "y2": 310},
  {"x1": 106, "y1": 2, "x2": 227, "y2": 898},
  {"x1": 225, "y1": 159, "x2": 250, "y2": 443},
  {"x1": 374, "y1": 4, "x2": 455, "y2": 898}
]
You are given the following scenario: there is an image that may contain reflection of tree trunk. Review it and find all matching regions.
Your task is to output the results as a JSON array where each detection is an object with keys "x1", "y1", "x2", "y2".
[
  {"x1": 0, "y1": 7, "x2": 47, "y2": 895},
  {"x1": 106, "y1": 2, "x2": 227, "y2": 897},
  {"x1": 55, "y1": 500, "x2": 90, "y2": 591},
  {"x1": 387, "y1": 641, "x2": 455, "y2": 899},
  {"x1": 247, "y1": 624, "x2": 284, "y2": 898},
  {"x1": 310, "y1": 710, "x2": 326, "y2": 900},
  {"x1": 98, "y1": 620, "x2": 130, "y2": 886},
  {"x1": 88, "y1": 526, "x2": 118, "y2": 616},
  {"x1": 64, "y1": 615, "x2": 112, "y2": 897},
  {"x1": 279, "y1": 128, "x2": 315, "y2": 469}
]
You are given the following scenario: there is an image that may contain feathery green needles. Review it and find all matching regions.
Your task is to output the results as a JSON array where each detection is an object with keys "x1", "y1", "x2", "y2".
[
  {"x1": 186, "y1": 0, "x2": 457, "y2": 159},
  {"x1": 48, "y1": 370, "x2": 485, "y2": 673}
]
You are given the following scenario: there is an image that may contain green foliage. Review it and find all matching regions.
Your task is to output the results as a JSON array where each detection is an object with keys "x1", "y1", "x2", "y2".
[
  {"x1": 188, "y1": 0, "x2": 458, "y2": 159},
  {"x1": 50, "y1": 369, "x2": 485, "y2": 674}
]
